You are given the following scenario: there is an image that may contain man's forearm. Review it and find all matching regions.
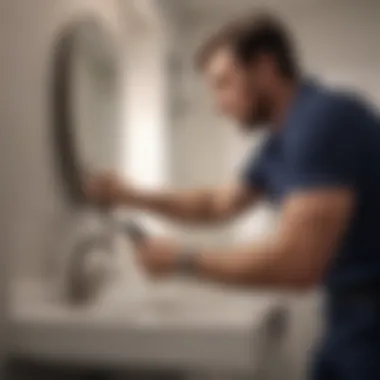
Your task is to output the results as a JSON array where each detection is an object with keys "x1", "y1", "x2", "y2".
[
  {"x1": 123, "y1": 188, "x2": 225, "y2": 225},
  {"x1": 134, "y1": 190, "x2": 341, "y2": 291},
  {"x1": 192, "y1": 243, "x2": 315, "y2": 290}
]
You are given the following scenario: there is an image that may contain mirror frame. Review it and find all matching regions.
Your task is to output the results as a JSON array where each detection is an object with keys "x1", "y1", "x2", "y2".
[{"x1": 51, "y1": 18, "x2": 118, "y2": 206}]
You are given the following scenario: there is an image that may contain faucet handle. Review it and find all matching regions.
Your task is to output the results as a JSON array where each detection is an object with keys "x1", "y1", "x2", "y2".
[{"x1": 121, "y1": 219, "x2": 149, "y2": 245}]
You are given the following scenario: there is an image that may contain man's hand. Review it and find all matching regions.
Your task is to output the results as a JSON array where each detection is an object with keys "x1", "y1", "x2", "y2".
[
  {"x1": 84, "y1": 172, "x2": 133, "y2": 206},
  {"x1": 134, "y1": 238, "x2": 179, "y2": 278}
]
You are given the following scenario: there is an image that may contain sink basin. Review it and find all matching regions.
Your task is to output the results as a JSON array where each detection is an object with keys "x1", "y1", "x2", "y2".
[{"x1": 8, "y1": 279, "x2": 288, "y2": 374}]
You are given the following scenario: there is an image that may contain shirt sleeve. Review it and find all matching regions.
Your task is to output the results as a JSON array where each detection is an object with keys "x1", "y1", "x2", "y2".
[{"x1": 287, "y1": 97, "x2": 361, "y2": 193}]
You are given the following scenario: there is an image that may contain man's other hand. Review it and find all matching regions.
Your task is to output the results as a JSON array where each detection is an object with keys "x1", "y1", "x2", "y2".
[{"x1": 134, "y1": 238, "x2": 179, "y2": 278}]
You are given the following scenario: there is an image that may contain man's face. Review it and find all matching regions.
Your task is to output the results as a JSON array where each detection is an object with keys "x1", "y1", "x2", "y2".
[{"x1": 203, "y1": 47, "x2": 273, "y2": 129}]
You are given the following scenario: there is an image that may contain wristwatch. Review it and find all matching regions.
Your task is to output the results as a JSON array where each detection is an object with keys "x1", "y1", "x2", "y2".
[{"x1": 175, "y1": 248, "x2": 199, "y2": 276}]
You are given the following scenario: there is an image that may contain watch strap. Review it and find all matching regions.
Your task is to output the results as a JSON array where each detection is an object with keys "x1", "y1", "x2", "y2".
[{"x1": 176, "y1": 248, "x2": 198, "y2": 276}]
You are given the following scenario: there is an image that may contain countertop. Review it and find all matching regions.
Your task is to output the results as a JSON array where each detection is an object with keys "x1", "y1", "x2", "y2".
[{"x1": 8, "y1": 279, "x2": 288, "y2": 374}]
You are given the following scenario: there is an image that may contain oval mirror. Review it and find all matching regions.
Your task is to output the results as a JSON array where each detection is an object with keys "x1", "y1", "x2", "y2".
[{"x1": 52, "y1": 18, "x2": 121, "y2": 205}]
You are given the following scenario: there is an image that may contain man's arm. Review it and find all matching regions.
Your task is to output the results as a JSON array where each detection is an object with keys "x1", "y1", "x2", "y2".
[
  {"x1": 86, "y1": 174, "x2": 261, "y2": 225},
  {"x1": 194, "y1": 188, "x2": 355, "y2": 290},
  {"x1": 192, "y1": 98, "x2": 361, "y2": 289},
  {"x1": 126, "y1": 183, "x2": 260, "y2": 225}
]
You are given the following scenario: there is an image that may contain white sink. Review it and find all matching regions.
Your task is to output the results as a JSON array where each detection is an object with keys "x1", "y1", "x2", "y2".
[{"x1": 8, "y1": 279, "x2": 288, "y2": 374}]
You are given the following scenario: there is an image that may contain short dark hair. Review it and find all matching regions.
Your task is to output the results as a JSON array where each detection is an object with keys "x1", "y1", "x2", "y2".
[{"x1": 195, "y1": 13, "x2": 299, "y2": 79}]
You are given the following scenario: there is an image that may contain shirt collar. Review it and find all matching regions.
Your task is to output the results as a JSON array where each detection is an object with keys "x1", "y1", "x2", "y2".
[{"x1": 282, "y1": 76, "x2": 321, "y2": 126}]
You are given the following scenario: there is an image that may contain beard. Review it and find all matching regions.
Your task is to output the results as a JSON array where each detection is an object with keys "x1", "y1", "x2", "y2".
[{"x1": 242, "y1": 95, "x2": 274, "y2": 131}]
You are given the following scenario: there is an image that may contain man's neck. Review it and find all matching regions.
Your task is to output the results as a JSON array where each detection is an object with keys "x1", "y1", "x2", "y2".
[{"x1": 270, "y1": 78, "x2": 300, "y2": 131}]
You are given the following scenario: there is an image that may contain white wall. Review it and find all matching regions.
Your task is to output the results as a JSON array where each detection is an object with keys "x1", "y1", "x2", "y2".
[
  {"x1": 118, "y1": 7, "x2": 171, "y2": 239},
  {"x1": 122, "y1": 26, "x2": 169, "y2": 189},
  {"x1": 165, "y1": 1, "x2": 380, "y2": 379}
]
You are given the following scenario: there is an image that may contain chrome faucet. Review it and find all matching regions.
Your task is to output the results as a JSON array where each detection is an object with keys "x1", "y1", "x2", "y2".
[{"x1": 64, "y1": 211, "x2": 148, "y2": 305}]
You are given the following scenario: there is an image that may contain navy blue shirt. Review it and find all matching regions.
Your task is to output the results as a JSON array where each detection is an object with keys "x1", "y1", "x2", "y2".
[{"x1": 242, "y1": 80, "x2": 380, "y2": 292}]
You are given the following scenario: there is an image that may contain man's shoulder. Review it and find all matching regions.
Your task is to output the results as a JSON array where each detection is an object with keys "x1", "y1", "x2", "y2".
[
  {"x1": 293, "y1": 86, "x2": 367, "y2": 140},
  {"x1": 283, "y1": 87, "x2": 369, "y2": 161},
  {"x1": 305, "y1": 86, "x2": 361, "y2": 121}
]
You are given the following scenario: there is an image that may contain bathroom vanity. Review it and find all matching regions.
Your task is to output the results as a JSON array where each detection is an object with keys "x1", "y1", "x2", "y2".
[{"x1": 8, "y1": 279, "x2": 289, "y2": 379}]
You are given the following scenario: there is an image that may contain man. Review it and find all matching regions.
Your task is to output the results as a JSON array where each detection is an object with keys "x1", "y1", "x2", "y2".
[{"x1": 87, "y1": 13, "x2": 380, "y2": 379}]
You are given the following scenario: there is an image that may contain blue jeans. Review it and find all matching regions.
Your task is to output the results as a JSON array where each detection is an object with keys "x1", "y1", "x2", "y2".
[{"x1": 310, "y1": 296, "x2": 380, "y2": 380}]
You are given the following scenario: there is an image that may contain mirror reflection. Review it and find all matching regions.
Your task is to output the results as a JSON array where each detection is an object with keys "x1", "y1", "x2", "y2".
[{"x1": 53, "y1": 19, "x2": 121, "y2": 204}]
